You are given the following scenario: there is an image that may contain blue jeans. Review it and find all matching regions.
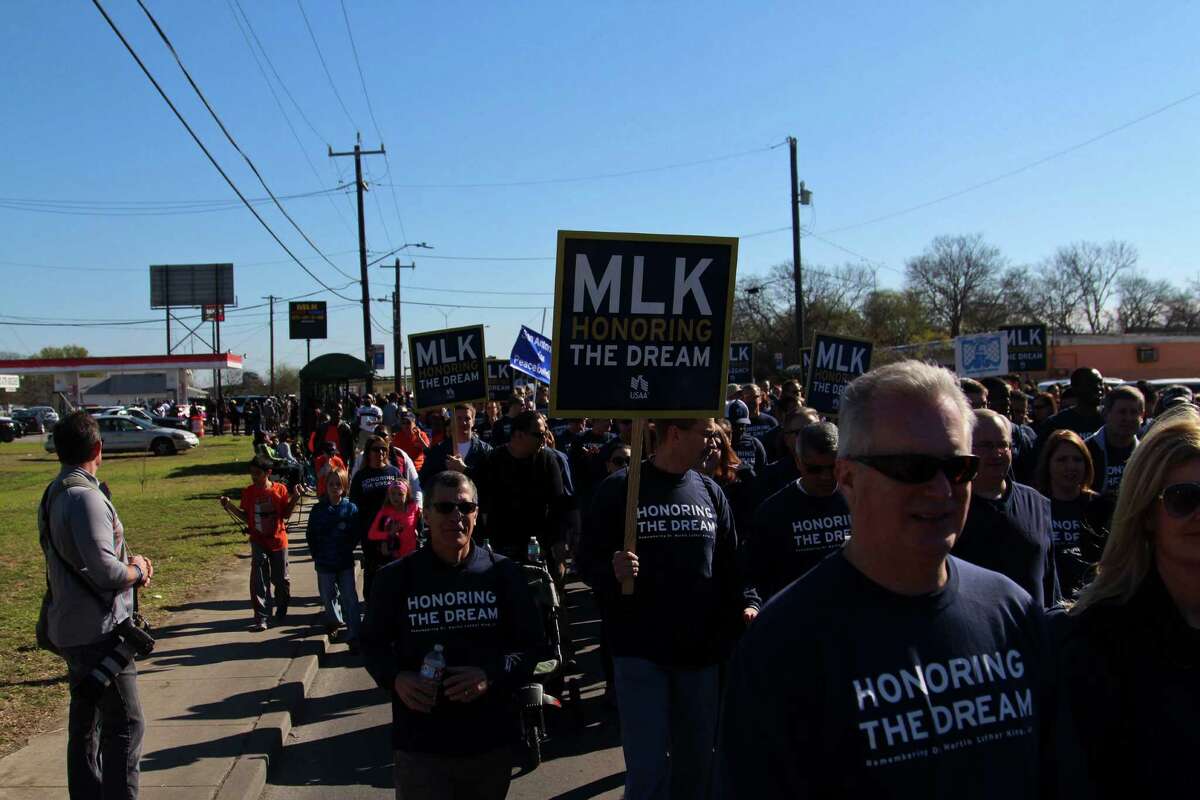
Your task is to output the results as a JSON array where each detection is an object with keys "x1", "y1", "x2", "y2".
[
  {"x1": 613, "y1": 657, "x2": 720, "y2": 800},
  {"x1": 317, "y1": 568, "x2": 361, "y2": 639},
  {"x1": 63, "y1": 638, "x2": 145, "y2": 799}
]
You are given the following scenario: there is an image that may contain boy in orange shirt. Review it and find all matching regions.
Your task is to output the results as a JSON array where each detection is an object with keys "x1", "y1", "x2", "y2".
[{"x1": 221, "y1": 455, "x2": 301, "y2": 630}]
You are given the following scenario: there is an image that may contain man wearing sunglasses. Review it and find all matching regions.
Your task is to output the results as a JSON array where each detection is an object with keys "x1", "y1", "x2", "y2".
[
  {"x1": 748, "y1": 422, "x2": 849, "y2": 602},
  {"x1": 718, "y1": 361, "x2": 1047, "y2": 799},
  {"x1": 360, "y1": 471, "x2": 542, "y2": 799},
  {"x1": 581, "y1": 417, "x2": 756, "y2": 800},
  {"x1": 754, "y1": 408, "x2": 822, "y2": 504},
  {"x1": 954, "y1": 409, "x2": 1060, "y2": 608}
]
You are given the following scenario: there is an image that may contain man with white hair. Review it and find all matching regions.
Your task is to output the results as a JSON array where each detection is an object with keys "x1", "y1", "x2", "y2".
[{"x1": 717, "y1": 361, "x2": 1048, "y2": 798}]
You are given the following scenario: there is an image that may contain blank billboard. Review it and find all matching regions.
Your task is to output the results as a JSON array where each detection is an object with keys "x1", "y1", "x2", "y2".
[{"x1": 150, "y1": 263, "x2": 235, "y2": 308}]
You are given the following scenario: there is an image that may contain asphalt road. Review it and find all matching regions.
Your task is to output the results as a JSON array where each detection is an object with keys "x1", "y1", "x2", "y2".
[{"x1": 263, "y1": 581, "x2": 626, "y2": 800}]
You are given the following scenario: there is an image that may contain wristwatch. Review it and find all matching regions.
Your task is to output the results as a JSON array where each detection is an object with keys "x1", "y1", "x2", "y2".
[{"x1": 132, "y1": 563, "x2": 145, "y2": 586}]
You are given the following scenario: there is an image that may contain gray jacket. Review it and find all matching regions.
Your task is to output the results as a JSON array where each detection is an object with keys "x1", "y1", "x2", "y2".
[{"x1": 39, "y1": 467, "x2": 133, "y2": 648}]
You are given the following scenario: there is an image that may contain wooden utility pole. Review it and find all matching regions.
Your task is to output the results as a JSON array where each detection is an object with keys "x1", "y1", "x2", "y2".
[
  {"x1": 330, "y1": 133, "x2": 386, "y2": 392},
  {"x1": 378, "y1": 258, "x2": 415, "y2": 395},
  {"x1": 262, "y1": 294, "x2": 278, "y2": 395}
]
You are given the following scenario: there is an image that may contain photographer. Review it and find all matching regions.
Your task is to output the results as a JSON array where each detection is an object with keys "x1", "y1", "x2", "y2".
[{"x1": 39, "y1": 411, "x2": 153, "y2": 799}]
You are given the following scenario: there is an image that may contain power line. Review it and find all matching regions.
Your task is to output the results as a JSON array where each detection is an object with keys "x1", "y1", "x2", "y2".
[
  {"x1": 226, "y1": 0, "x2": 358, "y2": 249},
  {"x1": 376, "y1": 142, "x2": 786, "y2": 189},
  {"x1": 296, "y1": 0, "x2": 358, "y2": 131},
  {"x1": 90, "y1": 0, "x2": 356, "y2": 300},
  {"x1": 0, "y1": 186, "x2": 350, "y2": 216},
  {"x1": 338, "y1": 0, "x2": 411, "y2": 244},
  {"x1": 402, "y1": 284, "x2": 554, "y2": 296},
  {"x1": 135, "y1": 0, "x2": 359, "y2": 291},
  {"x1": 821, "y1": 86, "x2": 1200, "y2": 236}
]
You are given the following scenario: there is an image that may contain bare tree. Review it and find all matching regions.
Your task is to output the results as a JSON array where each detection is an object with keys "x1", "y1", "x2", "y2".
[
  {"x1": 1049, "y1": 241, "x2": 1137, "y2": 334},
  {"x1": 1117, "y1": 272, "x2": 1173, "y2": 331},
  {"x1": 1163, "y1": 284, "x2": 1200, "y2": 330},
  {"x1": 904, "y1": 234, "x2": 1005, "y2": 337}
]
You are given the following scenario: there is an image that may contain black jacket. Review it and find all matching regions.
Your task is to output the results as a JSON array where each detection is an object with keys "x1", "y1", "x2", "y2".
[
  {"x1": 1054, "y1": 570, "x2": 1200, "y2": 799},
  {"x1": 419, "y1": 436, "x2": 492, "y2": 487}
]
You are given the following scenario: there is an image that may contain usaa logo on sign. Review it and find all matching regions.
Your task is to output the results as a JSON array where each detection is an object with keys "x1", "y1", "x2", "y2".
[{"x1": 629, "y1": 375, "x2": 649, "y2": 400}]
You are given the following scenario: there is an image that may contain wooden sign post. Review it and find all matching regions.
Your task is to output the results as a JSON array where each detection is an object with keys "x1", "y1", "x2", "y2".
[
  {"x1": 620, "y1": 419, "x2": 647, "y2": 594},
  {"x1": 550, "y1": 230, "x2": 738, "y2": 595}
]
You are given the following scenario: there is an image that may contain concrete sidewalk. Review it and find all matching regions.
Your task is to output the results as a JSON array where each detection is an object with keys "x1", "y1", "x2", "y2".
[{"x1": 0, "y1": 499, "x2": 331, "y2": 800}]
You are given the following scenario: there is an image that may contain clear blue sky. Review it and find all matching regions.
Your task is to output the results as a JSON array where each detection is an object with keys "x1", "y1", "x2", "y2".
[{"x1": 1, "y1": 1, "x2": 1197, "y2": 382}]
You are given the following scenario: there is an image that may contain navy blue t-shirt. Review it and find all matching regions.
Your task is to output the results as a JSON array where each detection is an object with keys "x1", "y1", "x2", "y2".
[
  {"x1": 1050, "y1": 493, "x2": 1113, "y2": 599},
  {"x1": 579, "y1": 461, "x2": 756, "y2": 667},
  {"x1": 749, "y1": 480, "x2": 850, "y2": 601},
  {"x1": 746, "y1": 412, "x2": 778, "y2": 444},
  {"x1": 717, "y1": 553, "x2": 1047, "y2": 799},
  {"x1": 954, "y1": 482, "x2": 1060, "y2": 608},
  {"x1": 730, "y1": 428, "x2": 768, "y2": 476}
]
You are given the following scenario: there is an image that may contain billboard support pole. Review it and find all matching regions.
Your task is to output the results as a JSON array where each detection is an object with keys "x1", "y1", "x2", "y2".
[{"x1": 306, "y1": 339, "x2": 311, "y2": 365}]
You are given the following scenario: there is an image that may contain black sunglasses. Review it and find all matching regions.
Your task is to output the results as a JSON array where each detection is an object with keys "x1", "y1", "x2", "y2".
[
  {"x1": 431, "y1": 501, "x2": 479, "y2": 515},
  {"x1": 1162, "y1": 482, "x2": 1200, "y2": 518},
  {"x1": 851, "y1": 454, "x2": 980, "y2": 485}
]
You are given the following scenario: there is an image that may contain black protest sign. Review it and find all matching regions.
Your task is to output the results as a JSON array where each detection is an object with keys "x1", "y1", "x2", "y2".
[
  {"x1": 407, "y1": 325, "x2": 488, "y2": 411},
  {"x1": 485, "y1": 358, "x2": 513, "y2": 401},
  {"x1": 551, "y1": 230, "x2": 738, "y2": 417},
  {"x1": 1000, "y1": 324, "x2": 1047, "y2": 372},
  {"x1": 804, "y1": 332, "x2": 874, "y2": 415},
  {"x1": 288, "y1": 301, "x2": 327, "y2": 339},
  {"x1": 728, "y1": 341, "x2": 754, "y2": 385}
]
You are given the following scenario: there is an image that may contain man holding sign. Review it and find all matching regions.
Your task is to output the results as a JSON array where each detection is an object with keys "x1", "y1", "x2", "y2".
[
  {"x1": 557, "y1": 230, "x2": 754, "y2": 800},
  {"x1": 581, "y1": 418, "x2": 754, "y2": 800}
]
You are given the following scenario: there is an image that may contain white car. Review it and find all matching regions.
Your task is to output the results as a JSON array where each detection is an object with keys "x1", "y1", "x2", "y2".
[{"x1": 44, "y1": 414, "x2": 199, "y2": 456}]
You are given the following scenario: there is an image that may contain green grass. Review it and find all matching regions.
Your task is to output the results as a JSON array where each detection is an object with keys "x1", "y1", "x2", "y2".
[{"x1": 0, "y1": 434, "x2": 261, "y2": 757}]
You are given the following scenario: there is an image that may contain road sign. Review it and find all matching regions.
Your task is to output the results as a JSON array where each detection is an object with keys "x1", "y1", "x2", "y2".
[{"x1": 289, "y1": 301, "x2": 328, "y2": 339}]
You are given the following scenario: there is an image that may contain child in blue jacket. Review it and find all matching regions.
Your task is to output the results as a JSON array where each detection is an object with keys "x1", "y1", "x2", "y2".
[{"x1": 305, "y1": 466, "x2": 361, "y2": 644}]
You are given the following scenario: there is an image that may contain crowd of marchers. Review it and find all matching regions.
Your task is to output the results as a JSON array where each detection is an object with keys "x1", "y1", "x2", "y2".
[{"x1": 37, "y1": 366, "x2": 1199, "y2": 799}]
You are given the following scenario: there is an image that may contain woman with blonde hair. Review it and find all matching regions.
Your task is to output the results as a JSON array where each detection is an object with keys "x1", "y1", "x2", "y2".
[
  {"x1": 1056, "y1": 404, "x2": 1200, "y2": 797},
  {"x1": 1035, "y1": 429, "x2": 1115, "y2": 598}
]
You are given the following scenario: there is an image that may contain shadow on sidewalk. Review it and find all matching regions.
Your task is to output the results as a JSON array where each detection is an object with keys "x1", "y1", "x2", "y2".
[{"x1": 263, "y1": 722, "x2": 395, "y2": 788}]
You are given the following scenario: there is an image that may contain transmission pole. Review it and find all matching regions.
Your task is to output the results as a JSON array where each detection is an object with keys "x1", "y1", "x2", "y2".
[
  {"x1": 330, "y1": 133, "x2": 386, "y2": 393},
  {"x1": 788, "y1": 136, "x2": 812, "y2": 366},
  {"x1": 262, "y1": 294, "x2": 277, "y2": 395},
  {"x1": 379, "y1": 258, "x2": 415, "y2": 395}
]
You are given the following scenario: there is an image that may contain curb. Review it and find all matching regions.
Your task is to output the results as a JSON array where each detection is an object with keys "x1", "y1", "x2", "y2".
[{"x1": 212, "y1": 622, "x2": 330, "y2": 800}]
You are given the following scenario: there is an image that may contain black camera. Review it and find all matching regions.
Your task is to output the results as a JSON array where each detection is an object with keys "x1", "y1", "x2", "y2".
[{"x1": 75, "y1": 618, "x2": 155, "y2": 702}]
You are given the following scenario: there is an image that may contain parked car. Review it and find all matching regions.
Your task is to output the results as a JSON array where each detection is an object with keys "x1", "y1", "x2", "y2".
[
  {"x1": 107, "y1": 405, "x2": 190, "y2": 431},
  {"x1": 27, "y1": 406, "x2": 60, "y2": 429},
  {"x1": 12, "y1": 408, "x2": 42, "y2": 435},
  {"x1": 0, "y1": 415, "x2": 17, "y2": 443},
  {"x1": 44, "y1": 414, "x2": 199, "y2": 456}
]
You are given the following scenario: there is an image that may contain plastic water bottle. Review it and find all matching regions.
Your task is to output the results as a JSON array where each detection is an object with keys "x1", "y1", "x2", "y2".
[
  {"x1": 527, "y1": 536, "x2": 542, "y2": 564},
  {"x1": 420, "y1": 644, "x2": 445, "y2": 683},
  {"x1": 480, "y1": 538, "x2": 492, "y2": 552}
]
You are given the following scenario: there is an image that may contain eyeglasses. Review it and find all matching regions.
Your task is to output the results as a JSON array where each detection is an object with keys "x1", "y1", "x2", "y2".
[
  {"x1": 431, "y1": 501, "x2": 479, "y2": 515},
  {"x1": 1161, "y1": 482, "x2": 1200, "y2": 518},
  {"x1": 610, "y1": 456, "x2": 630, "y2": 467},
  {"x1": 850, "y1": 454, "x2": 980, "y2": 485}
]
